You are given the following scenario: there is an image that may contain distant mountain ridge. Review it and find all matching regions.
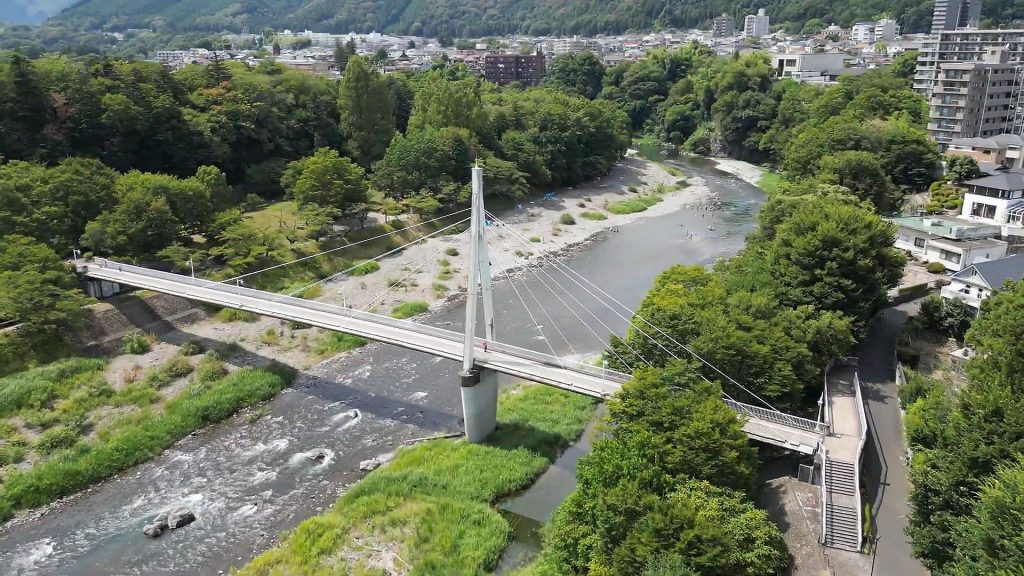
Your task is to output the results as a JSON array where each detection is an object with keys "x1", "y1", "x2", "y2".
[
  {"x1": 1, "y1": 0, "x2": 76, "y2": 24},
  {"x1": 49, "y1": 0, "x2": 1023, "y2": 37}
]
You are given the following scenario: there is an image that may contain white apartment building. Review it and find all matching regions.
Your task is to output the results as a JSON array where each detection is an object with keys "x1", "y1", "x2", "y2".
[
  {"x1": 771, "y1": 52, "x2": 848, "y2": 82},
  {"x1": 959, "y1": 169, "x2": 1024, "y2": 235},
  {"x1": 890, "y1": 215, "x2": 1007, "y2": 272},
  {"x1": 744, "y1": 9, "x2": 769, "y2": 38},
  {"x1": 851, "y1": 23, "x2": 876, "y2": 44},
  {"x1": 874, "y1": 19, "x2": 900, "y2": 42}
]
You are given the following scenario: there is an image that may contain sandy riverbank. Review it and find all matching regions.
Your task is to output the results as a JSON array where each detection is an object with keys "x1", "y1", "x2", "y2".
[
  {"x1": 160, "y1": 156, "x2": 720, "y2": 369},
  {"x1": 707, "y1": 157, "x2": 766, "y2": 187}
]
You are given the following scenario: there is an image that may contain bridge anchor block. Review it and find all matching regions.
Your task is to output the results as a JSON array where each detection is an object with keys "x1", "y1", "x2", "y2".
[{"x1": 460, "y1": 368, "x2": 498, "y2": 443}]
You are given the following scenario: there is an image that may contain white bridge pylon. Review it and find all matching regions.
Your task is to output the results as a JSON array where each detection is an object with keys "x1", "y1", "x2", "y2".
[{"x1": 460, "y1": 165, "x2": 500, "y2": 441}]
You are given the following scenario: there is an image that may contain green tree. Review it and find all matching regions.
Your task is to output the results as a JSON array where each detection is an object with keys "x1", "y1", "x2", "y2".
[
  {"x1": 545, "y1": 52, "x2": 606, "y2": 99},
  {"x1": 817, "y1": 150, "x2": 895, "y2": 211},
  {"x1": 337, "y1": 56, "x2": 394, "y2": 169},
  {"x1": 407, "y1": 72, "x2": 486, "y2": 134},
  {"x1": 946, "y1": 155, "x2": 983, "y2": 182},
  {"x1": 281, "y1": 148, "x2": 368, "y2": 213},
  {"x1": 0, "y1": 236, "x2": 87, "y2": 333},
  {"x1": 371, "y1": 128, "x2": 471, "y2": 200},
  {"x1": 949, "y1": 457, "x2": 1024, "y2": 574}
]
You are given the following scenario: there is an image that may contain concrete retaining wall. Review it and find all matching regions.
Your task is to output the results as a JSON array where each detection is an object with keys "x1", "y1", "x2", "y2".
[{"x1": 72, "y1": 292, "x2": 208, "y2": 352}]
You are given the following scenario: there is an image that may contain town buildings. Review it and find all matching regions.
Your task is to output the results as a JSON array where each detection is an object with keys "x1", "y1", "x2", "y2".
[
  {"x1": 941, "y1": 253, "x2": 1024, "y2": 309},
  {"x1": 874, "y1": 19, "x2": 900, "y2": 42},
  {"x1": 851, "y1": 23, "x2": 876, "y2": 44},
  {"x1": 483, "y1": 51, "x2": 546, "y2": 86},
  {"x1": 771, "y1": 52, "x2": 850, "y2": 84},
  {"x1": 713, "y1": 14, "x2": 736, "y2": 38},
  {"x1": 891, "y1": 215, "x2": 1008, "y2": 272},
  {"x1": 946, "y1": 133, "x2": 1024, "y2": 169},
  {"x1": 744, "y1": 9, "x2": 769, "y2": 39}
]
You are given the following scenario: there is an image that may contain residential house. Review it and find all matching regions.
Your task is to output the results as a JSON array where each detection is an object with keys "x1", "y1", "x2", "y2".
[
  {"x1": 941, "y1": 253, "x2": 1024, "y2": 309},
  {"x1": 946, "y1": 134, "x2": 1024, "y2": 170},
  {"x1": 959, "y1": 168, "x2": 1024, "y2": 234},
  {"x1": 890, "y1": 215, "x2": 1008, "y2": 271}
]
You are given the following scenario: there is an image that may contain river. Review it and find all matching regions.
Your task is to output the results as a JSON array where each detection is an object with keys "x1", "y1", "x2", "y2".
[{"x1": 0, "y1": 156, "x2": 765, "y2": 575}]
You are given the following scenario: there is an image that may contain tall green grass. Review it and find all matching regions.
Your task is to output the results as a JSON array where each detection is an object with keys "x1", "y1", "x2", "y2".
[
  {"x1": 756, "y1": 171, "x2": 782, "y2": 195},
  {"x1": 215, "y1": 308, "x2": 260, "y2": 322},
  {"x1": 238, "y1": 385, "x2": 596, "y2": 576},
  {"x1": 606, "y1": 195, "x2": 662, "y2": 215},
  {"x1": 0, "y1": 358, "x2": 106, "y2": 418},
  {"x1": 580, "y1": 211, "x2": 607, "y2": 221},
  {"x1": 391, "y1": 301, "x2": 429, "y2": 319},
  {"x1": 313, "y1": 332, "x2": 367, "y2": 357},
  {"x1": 0, "y1": 367, "x2": 294, "y2": 521}
]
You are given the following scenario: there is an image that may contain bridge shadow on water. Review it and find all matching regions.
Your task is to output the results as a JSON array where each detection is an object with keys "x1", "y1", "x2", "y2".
[{"x1": 161, "y1": 329, "x2": 464, "y2": 435}]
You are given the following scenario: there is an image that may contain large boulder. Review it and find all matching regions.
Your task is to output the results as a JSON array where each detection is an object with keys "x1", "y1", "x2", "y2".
[
  {"x1": 167, "y1": 507, "x2": 196, "y2": 530},
  {"x1": 152, "y1": 512, "x2": 169, "y2": 531}
]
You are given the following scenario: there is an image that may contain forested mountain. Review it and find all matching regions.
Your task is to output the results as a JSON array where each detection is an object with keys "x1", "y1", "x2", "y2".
[
  {"x1": 50, "y1": 0, "x2": 1024, "y2": 37},
  {"x1": 0, "y1": 0, "x2": 75, "y2": 25}
]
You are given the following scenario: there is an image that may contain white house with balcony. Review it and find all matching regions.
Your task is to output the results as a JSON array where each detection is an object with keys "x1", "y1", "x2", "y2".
[
  {"x1": 959, "y1": 169, "x2": 1024, "y2": 237},
  {"x1": 890, "y1": 215, "x2": 1007, "y2": 272},
  {"x1": 941, "y1": 253, "x2": 1024, "y2": 310}
]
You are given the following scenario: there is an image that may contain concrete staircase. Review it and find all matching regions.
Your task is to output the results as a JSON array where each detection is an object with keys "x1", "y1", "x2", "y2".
[{"x1": 823, "y1": 457, "x2": 861, "y2": 551}]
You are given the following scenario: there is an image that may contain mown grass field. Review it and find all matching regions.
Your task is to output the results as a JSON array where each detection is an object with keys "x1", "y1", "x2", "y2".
[
  {"x1": 0, "y1": 354, "x2": 294, "y2": 521},
  {"x1": 238, "y1": 385, "x2": 597, "y2": 576}
]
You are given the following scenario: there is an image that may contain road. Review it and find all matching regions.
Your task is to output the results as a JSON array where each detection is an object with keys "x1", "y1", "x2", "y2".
[{"x1": 858, "y1": 300, "x2": 929, "y2": 576}]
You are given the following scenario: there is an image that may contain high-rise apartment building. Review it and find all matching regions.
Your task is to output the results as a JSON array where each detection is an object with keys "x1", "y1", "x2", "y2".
[
  {"x1": 931, "y1": 0, "x2": 982, "y2": 32},
  {"x1": 914, "y1": 29, "x2": 1024, "y2": 95},
  {"x1": 926, "y1": 48, "x2": 1023, "y2": 146},
  {"x1": 743, "y1": 9, "x2": 769, "y2": 38},
  {"x1": 713, "y1": 14, "x2": 735, "y2": 38}
]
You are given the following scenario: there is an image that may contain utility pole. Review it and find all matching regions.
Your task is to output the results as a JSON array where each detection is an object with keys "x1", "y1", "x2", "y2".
[{"x1": 460, "y1": 165, "x2": 498, "y2": 442}]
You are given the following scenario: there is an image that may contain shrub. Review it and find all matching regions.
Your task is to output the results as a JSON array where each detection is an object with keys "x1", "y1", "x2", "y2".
[
  {"x1": 577, "y1": 201, "x2": 587, "y2": 207},
  {"x1": 438, "y1": 258, "x2": 451, "y2": 267},
  {"x1": 580, "y1": 211, "x2": 607, "y2": 221},
  {"x1": 260, "y1": 328, "x2": 281, "y2": 346},
  {"x1": 391, "y1": 301, "x2": 429, "y2": 319},
  {"x1": 350, "y1": 260, "x2": 380, "y2": 276},
  {"x1": 194, "y1": 354, "x2": 229, "y2": 383},
  {"x1": 437, "y1": 268, "x2": 453, "y2": 281},
  {"x1": 215, "y1": 308, "x2": 259, "y2": 322},
  {"x1": 925, "y1": 262, "x2": 947, "y2": 274},
  {"x1": 122, "y1": 331, "x2": 153, "y2": 355},
  {"x1": 529, "y1": 236, "x2": 541, "y2": 243},
  {"x1": 607, "y1": 195, "x2": 662, "y2": 215},
  {"x1": 293, "y1": 284, "x2": 322, "y2": 300},
  {"x1": 35, "y1": 425, "x2": 79, "y2": 455},
  {"x1": 560, "y1": 213, "x2": 577, "y2": 225},
  {"x1": 899, "y1": 369, "x2": 940, "y2": 408},
  {"x1": 178, "y1": 340, "x2": 204, "y2": 356},
  {"x1": 445, "y1": 247, "x2": 460, "y2": 257},
  {"x1": 627, "y1": 185, "x2": 639, "y2": 193},
  {"x1": 433, "y1": 282, "x2": 449, "y2": 295},
  {"x1": 314, "y1": 332, "x2": 367, "y2": 356},
  {"x1": 162, "y1": 355, "x2": 194, "y2": 379},
  {"x1": 0, "y1": 445, "x2": 26, "y2": 466}
]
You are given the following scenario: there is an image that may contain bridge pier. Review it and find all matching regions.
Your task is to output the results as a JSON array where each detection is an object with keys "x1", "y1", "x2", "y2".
[{"x1": 460, "y1": 368, "x2": 498, "y2": 443}]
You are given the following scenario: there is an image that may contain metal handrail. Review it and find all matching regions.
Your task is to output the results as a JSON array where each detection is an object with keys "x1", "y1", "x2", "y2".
[
  {"x1": 852, "y1": 369, "x2": 867, "y2": 551},
  {"x1": 821, "y1": 448, "x2": 829, "y2": 546},
  {"x1": 82, "y1": 259, "x2": 631, "y2": 382},
  {"x1": 722, "y1": 398, "x2": 827, "y2": 433}
]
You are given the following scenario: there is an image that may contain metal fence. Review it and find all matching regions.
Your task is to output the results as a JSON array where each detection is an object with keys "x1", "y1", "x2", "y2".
[{"x1": 722, "y1": 398, "x2": 828, "y2": 434}]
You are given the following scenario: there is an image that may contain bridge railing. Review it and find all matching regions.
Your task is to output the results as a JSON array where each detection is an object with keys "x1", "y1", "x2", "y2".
[
  {"x1": 82, "y1": 259, "x2": 633, "y2": 385},
  {"x1": 722, "y1": 398, "x2": 828, "y2": 434}
]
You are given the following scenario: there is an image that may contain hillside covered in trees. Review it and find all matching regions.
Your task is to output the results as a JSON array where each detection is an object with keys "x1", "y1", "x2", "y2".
[{"x1": 49, "y1": 0, "x2": 1024, "y2": 37}]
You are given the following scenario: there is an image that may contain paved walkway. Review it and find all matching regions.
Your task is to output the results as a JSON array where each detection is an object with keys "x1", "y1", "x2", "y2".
[
  {"x1": 824, "y1": 365, "x2": 863, "y2": 463},
  {"x1": 859, "y1": 302, "x2": 930, "y2": 576}
]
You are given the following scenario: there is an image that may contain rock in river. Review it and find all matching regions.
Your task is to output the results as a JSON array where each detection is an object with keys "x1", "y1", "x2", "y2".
[
  {"x1": 142, "y1": 524, "x2": 163, "y2": 539},
  {"x1": 167, "y1": 507, "x2": 196, "y2": 530}
]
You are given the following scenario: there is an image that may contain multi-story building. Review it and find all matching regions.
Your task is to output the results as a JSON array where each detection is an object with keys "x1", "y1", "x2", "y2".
[
  {"x1": 959, "y1": 168, "x2": 1024, "y2": 232},
  {"x1": 874, "y1": 19, "x2": 900, "y2": 42},
  {"x1": 713, "y1": 14, "x2": 735, "y2": 38},
  {"x1": 851, "y1": 22, "x2": 876, "y2": 44},
  {"x1": 771, "y1": 52, "x2": 849, "y2": 83},
  {"x1": 914, "y1": 29, "x2": 1024, "y2": 96},
  {"x1": 743, "y1": 9, "x2": 769, "y2": 38},
  {"x1": 890, "y1": 215, "x2": 1007, "y2": 271},
  {"x1": 483, "y1": 51, "x2": 546, "y2": 86},
  {"x1": 931, "y1": 0, "x2": 982, "y2": 33},
  {"x1": 926, "y1": 48, "x2": 1021, "y2": 146}
]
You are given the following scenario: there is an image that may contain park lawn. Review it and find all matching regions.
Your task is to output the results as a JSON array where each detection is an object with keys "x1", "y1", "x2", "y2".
[
  {"x1": 237, "y1": 384, "x2": 597, "y2": 576},
  {"x1": 0, "y1": 355, "x2": 294, "y2": 521},
  {"x1": 756, "y1": 171, "x2": 783, "y2": 195}
]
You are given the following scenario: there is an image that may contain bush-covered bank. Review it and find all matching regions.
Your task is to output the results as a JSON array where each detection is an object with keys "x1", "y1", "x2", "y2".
[
  {"x1": 0, "y1": 363, "x2": 294, "y2": 521},
  {"x1": 519, "y1": 364, "x2": 788, "y2": 575},
  {"x1": 237, "y1": 385, "x2": 596, "y2": 575}
]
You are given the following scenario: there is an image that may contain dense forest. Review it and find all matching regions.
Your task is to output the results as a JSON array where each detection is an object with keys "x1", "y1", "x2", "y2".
[{"x1": 44, "y1": 0, "x2": 1024, "y2": 37}]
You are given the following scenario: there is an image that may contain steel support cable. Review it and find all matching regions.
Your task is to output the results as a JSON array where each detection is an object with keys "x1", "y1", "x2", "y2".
[
  {"x1": 485, "y1": 231, "x2": 580, "y2": 363},
  {"x1": 214, "y1": 208, "x2": 471, "y2": 286},
  {"x1": 486, "y1": 219, "x2": 645, "y2": 371},
  {"x1": 277, "y1": 216, "x2": 471, "y2": 301},
  {"x1": 485, "y1": 238, "x2": 565, "y2": 368},
  {"x1": 487, "y1": 211, "x2": 779, "y2": 408},
  {"x1": 359, "y1": 243, "x2": 449, "y2": 313}
]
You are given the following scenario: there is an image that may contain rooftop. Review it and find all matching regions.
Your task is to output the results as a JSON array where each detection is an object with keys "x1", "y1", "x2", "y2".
[
  {"x1": 952, "y1": 253, "x2": 1024, "y2": 288},
  {"x1": 950, "y1": 133, "x2": 1024, "y2": 149},
  {"x1": 964, "y1": 169, "x2": 1024, "y2": 191},
  {"x1": 889, "y1": 215, "x2": 1002, "y2": 239}
]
